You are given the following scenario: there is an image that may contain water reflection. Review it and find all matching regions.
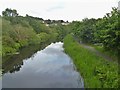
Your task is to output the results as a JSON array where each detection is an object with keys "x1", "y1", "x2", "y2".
[
  {"x1": 2, "y1": 44, "x2": 48, "y2": 74},
  {"x1": 2, "y1": 42, "x2": 84, "y2": 88}
]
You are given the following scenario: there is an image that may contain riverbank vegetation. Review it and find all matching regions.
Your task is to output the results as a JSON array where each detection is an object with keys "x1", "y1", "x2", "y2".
[
  {"x1": 70, "y1": 7, "x2": 119, "y2": 60},
  {"x1": 63, "y1": 7, "x2": 119, "y2": 88},
  {"x1": 1, "y1": 8, "x2": 70, "y2": 56},
  {"x1": 2, "y1": 7, "x2": 119, "y2": 59},
  {"x1": 64, "y1": 34, "x2": 118, "y2": 88}
]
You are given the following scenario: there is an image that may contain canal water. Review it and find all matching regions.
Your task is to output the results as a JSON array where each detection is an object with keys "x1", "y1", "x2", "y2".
[{"x1": 2, "y1": 42, "x2": 84, "y2": 88}]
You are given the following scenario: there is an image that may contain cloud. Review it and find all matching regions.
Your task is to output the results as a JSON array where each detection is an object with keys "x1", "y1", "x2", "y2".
[
  {"x1": 30, "y1": 10, "x2": 41, "y2": 16},
  {"x1": 46, "y1": 2, "x2": 65, "y2": 12},
  {"x1": 46, "y1": 5, "x2": 65, "y2": 12}
]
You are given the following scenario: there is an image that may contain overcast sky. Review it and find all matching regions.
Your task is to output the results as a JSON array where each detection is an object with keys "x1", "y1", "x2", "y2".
[{"x1": 0, "y1": 0, "x2": 118, "y2": 21}]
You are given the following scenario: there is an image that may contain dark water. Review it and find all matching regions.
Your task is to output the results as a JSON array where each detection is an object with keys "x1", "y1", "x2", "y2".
[{"x1": 2, "y1": 42, "x2": 84, "y2": 88}]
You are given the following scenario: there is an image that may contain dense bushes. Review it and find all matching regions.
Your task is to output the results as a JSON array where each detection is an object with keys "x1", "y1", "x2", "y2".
[
  {"x1": 1, "y1": 8, "x2": 71, "y2": 56},
  {"x1": 63, "y1": 34, "x2": 118, "y2": 88},
  {"x1": 71, "y1": 7, "x2": 119, "y2": 58},
  {"x1": 2, "y1": 18, "x2": 37, "y2": 55},
  {"x1": 2, "y1": 9, "x2": 66, "y2": 56}
]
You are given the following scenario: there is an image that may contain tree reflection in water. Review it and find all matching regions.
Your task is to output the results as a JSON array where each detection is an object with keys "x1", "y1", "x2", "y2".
[{"x1": 2, "y1": 43, "x2": 49, "y2": 74}]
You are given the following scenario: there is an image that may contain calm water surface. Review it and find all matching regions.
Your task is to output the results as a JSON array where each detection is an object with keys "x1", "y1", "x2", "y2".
[{"x1": 2, "y1": 42, "x2": 84, "y2": 88}]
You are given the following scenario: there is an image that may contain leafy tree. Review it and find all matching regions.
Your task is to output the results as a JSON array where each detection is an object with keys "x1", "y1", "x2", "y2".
[
  {"x1": 2, "y1": 8, "x2": 18, "y2": 17},
  {"x1": 96, "y1": 7, "x2": 119, "y2": 53},
  {"x1": 71, "y1": 18, "x2": 97, "y2": 43}
]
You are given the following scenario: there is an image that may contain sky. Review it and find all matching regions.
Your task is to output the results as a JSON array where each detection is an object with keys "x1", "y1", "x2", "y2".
[{"x1": 0, "y1": 0, "x2": 118, "y2": 22}]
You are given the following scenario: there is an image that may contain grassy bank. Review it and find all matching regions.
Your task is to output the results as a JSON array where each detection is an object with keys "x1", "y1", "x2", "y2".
[{"x1": 63, "y1": 34, "x2": 118, "y2": 88}]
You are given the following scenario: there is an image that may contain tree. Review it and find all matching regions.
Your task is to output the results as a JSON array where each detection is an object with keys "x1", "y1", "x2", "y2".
[
  {"x1": 71, "y1": 18, "x2": 97, "y2": 43},
  {"x1": 2, "y1": 8, "x2": 18, "y2": 17},
  {"x1": 96, "y1": 7, "x2": 119, "y2": 52}
]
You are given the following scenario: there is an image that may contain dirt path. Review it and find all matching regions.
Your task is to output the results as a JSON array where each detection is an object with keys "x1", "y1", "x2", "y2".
[{"x1": 80, "y1": 43, "x2": 113, "y2": 61}]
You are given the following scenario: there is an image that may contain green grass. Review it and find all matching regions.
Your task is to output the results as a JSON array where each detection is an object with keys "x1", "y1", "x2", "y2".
[{"x1": 63, "y1": 34, "x2": 119, "y2": 88}]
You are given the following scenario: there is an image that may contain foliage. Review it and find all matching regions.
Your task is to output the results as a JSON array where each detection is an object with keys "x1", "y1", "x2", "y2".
[
  {"x1": 26, "y1": 16, "x2": 49, "y2": 33},
  {"x1": 2, "y1": 18, "x2": 37, "y2": 56},
  {"x1": 95, "y1": 8, "x2": 119, "y2": 53},
  {"x1": 71, "y1": 7, "x2": 119, "y2": 57},
  {"x1": 71, "y1": 18, "x2": 97, "y2": 43},
  {"x1": 2, "y1": 8, "x2": 18, "y2": 17},
  {"x1": 2, "y1": 8, "x2": 70, "y2": 56},
  {"x1": 49, "y1": 24, "x2": 71, "y2": 41},
  {"x1": 63, "y1": 34, "x2": 119, "y2": 88}
]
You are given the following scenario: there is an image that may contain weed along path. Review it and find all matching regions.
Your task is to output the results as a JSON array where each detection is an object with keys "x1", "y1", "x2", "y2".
[
  {"x1": 2, "y1": 42, "x2": 84, "y2": 88},
  {"x1": 80, "y1": 43, "x2": 113, "y2": 61}
]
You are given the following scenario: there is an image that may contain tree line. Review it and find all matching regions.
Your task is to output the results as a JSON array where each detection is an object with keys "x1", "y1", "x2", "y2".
[
  {"x1": 1, "y1": 7, "x2": 119, "y2": 58},
  {"x1": 1, "y1": 8, "x2": 70, "y2": 56}
]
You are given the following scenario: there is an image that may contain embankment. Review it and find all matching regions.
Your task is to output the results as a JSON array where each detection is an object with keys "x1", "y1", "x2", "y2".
[{"x1": 63, "y1": 34, "x2": 118, "y2": 88}]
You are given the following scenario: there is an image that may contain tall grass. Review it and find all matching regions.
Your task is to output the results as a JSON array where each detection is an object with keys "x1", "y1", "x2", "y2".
[{"x1": 63, "y1": 34, "x2": 118, "y2": 88}]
